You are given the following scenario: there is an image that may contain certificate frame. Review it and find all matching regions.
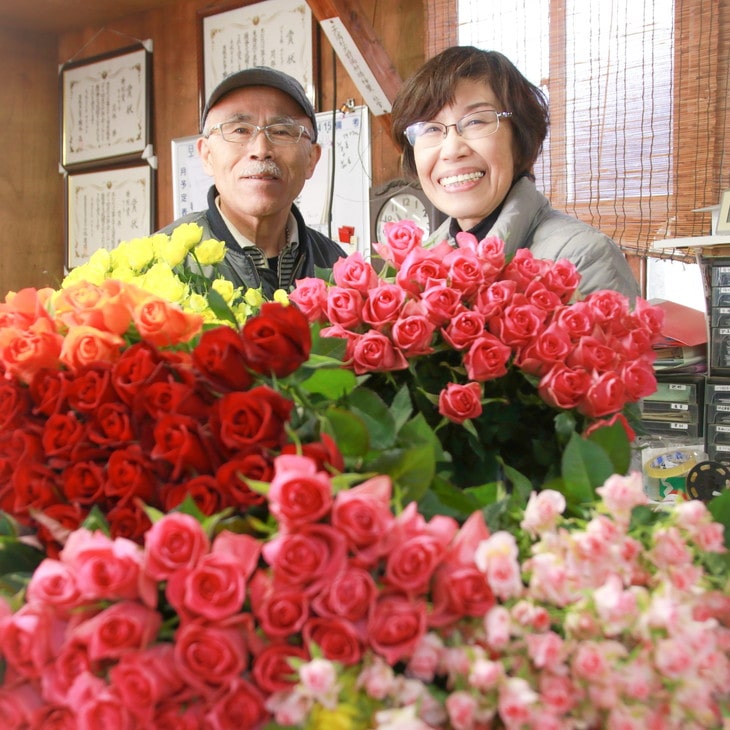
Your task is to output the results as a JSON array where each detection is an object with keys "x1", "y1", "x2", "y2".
[
  {"x1": 199, "y1": 0, "x2": 315, "y2": 117},
  {"x1": 171, "y1": 135, "x2": 211, "y2": 219},
  {"x1": 65, "y1": 164, "x2": 155, "y2": 269},
  {"x1": 60, "y1": 44, "x2": 152, "y2": 171}
]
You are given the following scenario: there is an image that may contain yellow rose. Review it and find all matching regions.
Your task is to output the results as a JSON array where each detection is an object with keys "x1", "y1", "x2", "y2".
[
  {"x1": 61, "y1": 263, "x2": 105, "y2": 288},
  {"x1": 273, "y1": 289, "x2": 290, "y2": 305},
  {"x1": 244, "y1": 288, "x2": 265, "y2": 308},
  {"x1": 109, "y1": 241, "x2": 132, "y2": 270},
  {"x1": 140, "y1": 262, "x2": 188, "y2": 303},
  {"x1": 153, "y1": 236, "x2": 188, "y2": 269},
  {"x1": 230, "y1": 301, "x2": 252, "y2": 324},
  {"x1": 108, "y1": 266, "x2": 136, "y2": 282},
  {"x1": 194, "y1": 238, "x2": 226, "y2": 266},
  {"x1": 86, "y1": 247, "x2": 112, "y2": 273},
  {"x1": 170, "y1": 222, "x2": 204, "y2": 251},
  {"x1": 211, "y1": 278, "x2": 236, "y2": 304},
  {"x1": 308, "y1": 704, "x2": 363, "y2": 730},
  {"x1": 124, "y1": 237, "x2": 156, "y2": 271}
]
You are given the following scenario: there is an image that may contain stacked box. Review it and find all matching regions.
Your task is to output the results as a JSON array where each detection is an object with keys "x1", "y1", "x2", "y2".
[
  {"x1": 706, "y1": 379, "x2": 730, "y2": 464},
  {"x1": 709, "y1": 262, "x2": 730, "y2": 374},
  {"x1": 640, "y1": 377, "x2": 703, "y2": 440}
]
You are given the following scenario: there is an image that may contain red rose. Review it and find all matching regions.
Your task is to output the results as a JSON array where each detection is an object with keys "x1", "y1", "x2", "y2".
[
  {"x1": 191, "y1": 325, "x2": 252, "y2": 393},
  {"x1": 0, "y1": 379, "x2": 31, "y2": 430},
  {"x1": 252, "y1": 643, "x2": 309, "y2": 693},
  {"x1": 104, "y1": 444, "x2": 158, "y2": 506},
  {"x1": 281, "y1": 433, "x2": 344, "y2": 474},
  {"x1": 150, "y1": 413, "x2": 215, "y2": 480},
  {"x1": 216, "y1": 456, "x2": 270, "y2": 508},
  {"x1": 65, "y1": 362, "x2": 117, "y2": 414},
  {"x1": 111, "y1": 341, "x2": 172, "y2": 407},
  {"x1": 62, "y1": 460, "x2": 106, "y2": 506},
  {"x1": 41, "y1": 412, "x2": 87, "y2": 466},
  {"x1": 28, "y1": 367, "x2": 70, "y2": 417},
  {"x1": 162, "y1": 474, "x2": 225, "y2": 515},
  {"x1": 303, "y1": 616, "x2": 364, "y2": 665},
  {"x1": 367, "y1": 593, "x2": 427, "y2": 665},
  {"x1": 212, "y1": 386, "x2": 293, "y2": 455},
  {"x1": 12, "y1": 461, "x2": 61, "y2": 516},
  {"x1": 242, "y1": 302, "x2": 312, "y2": 377},
  {"x1": 138, "y1": 379, "x2": 211, "y2": 422},
  {"x1": 87, "y1": 402, "x2": 135, "y2": 447},
  {"x1": 106, "y1": 502, "x2": 152, "y2": 543},
  {"x1": 33, "y1": 503, "x2": 86, "y2": 558},
  {"x1": 438, "y1": 381, "x2": 483, "y2": 424}
]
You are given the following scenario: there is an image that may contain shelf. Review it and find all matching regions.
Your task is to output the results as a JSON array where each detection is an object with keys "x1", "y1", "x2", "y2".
[{"x1": 651, "y1": 235, "x2": 730, "y2": 251}]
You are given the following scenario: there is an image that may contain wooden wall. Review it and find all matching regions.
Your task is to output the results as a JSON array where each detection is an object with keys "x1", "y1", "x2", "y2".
[
  {"x1": 0, "y1": 0, "x2": 423, "y2": 299},
  {"x1": 0, "y1": 27, "x2": 64, "y2": 296}
]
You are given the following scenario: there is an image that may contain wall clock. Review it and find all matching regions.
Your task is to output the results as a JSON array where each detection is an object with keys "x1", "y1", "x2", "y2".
[{"x1": 369, "y1": 179, "x2": 445, "y2": 246}]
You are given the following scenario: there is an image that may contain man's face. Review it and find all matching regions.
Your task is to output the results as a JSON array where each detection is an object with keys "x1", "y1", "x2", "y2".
[{"x1": 197, "y1": 85, "x2": 320, "y2": 230}]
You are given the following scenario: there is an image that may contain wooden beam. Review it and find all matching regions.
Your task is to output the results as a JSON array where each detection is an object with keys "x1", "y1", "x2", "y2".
[{"x1": 306, "y1": 0, "x2": 403, "y2": 106}]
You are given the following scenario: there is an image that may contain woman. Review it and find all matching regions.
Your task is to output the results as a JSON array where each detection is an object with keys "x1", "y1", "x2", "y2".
[{"x1": 390, "y1": 46, "x2": 640, "y2": 299}]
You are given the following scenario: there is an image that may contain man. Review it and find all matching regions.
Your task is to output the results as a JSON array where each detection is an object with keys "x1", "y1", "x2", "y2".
[{"x1": 159, "y1": 67, "x2": 345, "y2": 297}]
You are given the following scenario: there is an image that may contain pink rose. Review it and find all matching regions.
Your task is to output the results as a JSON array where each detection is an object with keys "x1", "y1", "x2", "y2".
[
  {"x1": 488, "y1": 301, "x2": 546, "y2": 347},
  {"x1": 143, "y1": 512, "x2": 210, "y2": 581},
  {"x1": 268, "y1": 454, "x2": 333, "y2": 529},
  {"x1": 523, "y1": 279, "x2": 561, "y2": 313},
  {"x1": 395, "y1": 241, "x2": 452, "y2": 296},
  {"x1": 374, "y1": 219, "x2": 425, "y2": 266},
  {"x1": 350, "y1": 330, "x2": 408, "y2": 374},
  {"x1": 391, "y1": 306, "x2": 436, "y2": 355},
  {"x1": 165, "y1": 552, "x2": 247, "y2": 621},
  {"x1": 332, "y1": 251, "x2": 379, "y2": 293},
  {"x1": 502, "y1": 248, "x2": 550, "y2": 290},
  {"x1": 174, "y1": 619, "x2": 248, "y2": 689},
  {"x1": 538, "y1": 363, "x2": 591, "y2": 410},
  {"x1": 311, "y1": 564, "x2": 378, "y2": 621},
  {"x1": 552, "y1": 301, "x2": 595, "y2": 338},
  {"x1": 204, "y1": 676, "x2": 267, "y2": 730},
  {"x1": 303, "y1": 617, "x2": 364, "y2": 665},
  {"x1": 0, "y1": 603, "x2": 60, "y2": 679},
  {"x1": 584, "y1": 289, "x2": 630, "y2": 327},
  {"x1": 25, "y1": 558, "x2": 81, "y2": 615},
  {"x1": 420, "y1": 284, "x2": 465, "y2": 326},
  {"x1": 438, "y1": 382, "x2": 483, "y2": 424},
  {"x1": 262, "y1": 523, "x2": 348, "y2": 596},
  {"x1": 72, "y1": 601, "x2": 161, "y2": 661},
  {"x1": 578, "y1": 370, "x2": 627, "y2": 417},
  {"x1": 324, "y1": 286, "x2": 364, "y2": 329},
  {"x1": 463, "y1": 333, "x2": 512, "y2": 382},
  {"x1": 474, "y1": 279, "x2": 518, "y2": 319},
  {"x1": 367, "y1": 593, "x2": 427, "y2": 665},
  {"x1": 429, "y1": 563, "x2": 494, "y2": 626},
  {"x1": 252, "y1": 643, "x2": 310, "y2": 693},
  {"x1": 289, "y1": 276, "x2": 329, "y2": 322},
  {"x1": 249, "y1": 572, "x2": 310, "y2": 638},
  {"x1": 514, "y1": 324, "x2": 573, "y2": 377},
  {"x1": 566, "y1": 335, "x2": 618, "y2": 372},
  {"x1": 331, "y1": 475, "x2": 394, "y2": 564},
  {"x1": 384, "y1": 534, "x2": 449, "y2": 594},
  {"x1": 444, "y1": 247, "x2": 485, "y2": 298},
  {"x1": 442, "y1": 310, "x2": 487, "y2": 350},
  {"x1": 620, "y1": 357, "x2": 658, "y2": 400},
  {"x1": 541, "y1": 258, "x2": 581, "y2": 302},
  {"x1": 361, "y1": 282, "x2": 407, "y2": 328}
]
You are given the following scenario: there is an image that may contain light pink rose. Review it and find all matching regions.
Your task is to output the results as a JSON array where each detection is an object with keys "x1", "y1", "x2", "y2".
[
  {"x1": 445, "y1": 690, "x2": 478, "y2": 730},
  {"x1": 298, "y1": 656, "x2": 340, "y2": 700},
  {"x1": 483, "y1": 605, "x2": 511, "y2": 650},
  {"x1": 268, "y1": 453, "x2": 333, "y2": 529},
  {"x1": 438, "y1": 381, "x2": 483, "y2": 424},
  {"x1": 350, "y1": 330, "x2": 408, "y2": 374},
  {"x1": 143, "y1": 512, "x2": 210, "y2": 581},
  {"x1": 324, "y1": 286, "x2": 364, "y2": 329},
  {"x1": 468, "y1": 656, "x2": 503, "y2": 691},
  {"x1": 71, "y1": 601, "x2": 161, "y2": 661},
  {"x1": 475, "y1": 531, "x2": 522, "y2": 600},
  {"x1": 463, "y1": 333, "x2": 511, "y2": 382},
  {"x1": 362, "y1": 282, "x2": 406, "y2": 328},
  {"x1": 525, "y1": 631, "x2": 565, "y2": 670},
  {"x1": 521, "y1": 490, "x2": 566, "y2": 536},
  {"x1": 406, "y1": 632, "x2": 444, "y2": 682},
  {"x1": 498, "y1": 677, "x2": 538, "y2": 727},
  {"x1": 356, "y1": 656, "x2": 397, "y2": 700},
  {"x1": 26, "y1": 559, "x2": 81, "y2": 615},
  {"x1": 332, "y1": 251, "x2": 379, "y2": 293},
  {"x1": 595, "y1": 472, "x2": 647, "y2": 523}
]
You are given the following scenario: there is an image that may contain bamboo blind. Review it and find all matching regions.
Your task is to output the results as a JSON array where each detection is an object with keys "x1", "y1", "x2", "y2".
[{"x1": 425, "y1": 0, "x2": 730, "y2": 260}]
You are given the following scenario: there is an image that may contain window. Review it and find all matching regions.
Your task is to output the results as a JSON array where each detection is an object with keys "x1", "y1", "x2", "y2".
[{"x1": 449, "y1": 0, "x2": 730, "y2": 265}]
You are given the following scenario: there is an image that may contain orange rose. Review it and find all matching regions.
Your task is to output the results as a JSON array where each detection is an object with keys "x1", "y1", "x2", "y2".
[
  {"x1": 59, "y1": 325, "x2": 125, "y2": 372},
  {"x1": 54, "y1": 280, "x2": 133, "y2": 336},
  {"x1": 0, "y1": 287, "x2": 56, "y2": 329},
  {"x1": 0, "y1": 319, "x2": 63, "y2": 384},
  {"x1": 131, "y1": 296, "x2": 203, "y2": 347}
]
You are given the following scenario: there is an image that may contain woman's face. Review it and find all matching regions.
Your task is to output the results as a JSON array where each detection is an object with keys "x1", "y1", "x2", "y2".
[{"x1": 412, "y1": 78, "x2": 516, "y2": 232}]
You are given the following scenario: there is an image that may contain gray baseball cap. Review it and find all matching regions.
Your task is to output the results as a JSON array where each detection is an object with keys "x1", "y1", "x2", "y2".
[{"x1": 201, "y1": 67, "x2": 318, "y2": 141}]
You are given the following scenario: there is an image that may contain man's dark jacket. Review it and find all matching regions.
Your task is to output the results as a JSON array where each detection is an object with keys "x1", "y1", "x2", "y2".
[{"x1": 158, "y1": 185, "x2": 345, "y2": 298}]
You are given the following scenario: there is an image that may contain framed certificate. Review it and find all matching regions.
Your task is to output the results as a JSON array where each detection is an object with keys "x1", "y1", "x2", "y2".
[
  {"x1": 171, "y1": 135, "x2": 211, "y2": 219},
  {"x1": 60, "y1": 44, "x2": 152, "y2": 170},
  {"x1": 201, "y1": 0, "x2": 314, "y2": 104},
  {"x1": 65, "y1": 164, "x2": 155, "y2": 269}
]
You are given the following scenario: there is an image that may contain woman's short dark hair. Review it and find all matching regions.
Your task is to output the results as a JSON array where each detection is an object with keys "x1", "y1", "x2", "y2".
[{"x1": 390, "y1": 46, "x2": 549, "y2": 180}]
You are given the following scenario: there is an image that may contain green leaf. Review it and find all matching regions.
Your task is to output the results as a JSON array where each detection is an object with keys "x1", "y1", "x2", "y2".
[
  {"x1": 586, "y1": 419, "x2": 632, "y2": 474},
  {"x1": 707, "y1": 489, "x2": 730, "y2": 549},
  {"x1": 206, "y1": 288, "x2": 238, "y2": 325},
  {"x1": 348, "y1": 386, "x2": 397, "y2": 451},
  {"x1": 298, "y1": 367, "x2": 357, "y2": 400},
  {"x1": 0, "y1": 537, "x2": 43, "y2": 576},
  {"x1": 368, "y1": 443, "x2": 436, "y2": 504},
  {"x1": 560, "y1": 432, "x2": 614, "y2": 510},
  {"x1": 322, "y1": 406, "x2": 371, "y2": 458}
]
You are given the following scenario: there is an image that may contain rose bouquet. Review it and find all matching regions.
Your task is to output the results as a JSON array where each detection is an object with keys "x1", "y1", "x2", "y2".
[
  {"x1": 0, "y1": 460, "x2": 728, "y2": 729},
  {"x1": 290, "y1": 221, "x2": 663, "y2": 494}
]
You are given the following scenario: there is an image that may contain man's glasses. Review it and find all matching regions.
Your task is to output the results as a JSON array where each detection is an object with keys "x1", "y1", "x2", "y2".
[
  {"x1": 405, "y1": 109, "x2": 512, "y2": 148},
  {"x1": 204, "y1": 120, "x2": 312, "y2": 145}
]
